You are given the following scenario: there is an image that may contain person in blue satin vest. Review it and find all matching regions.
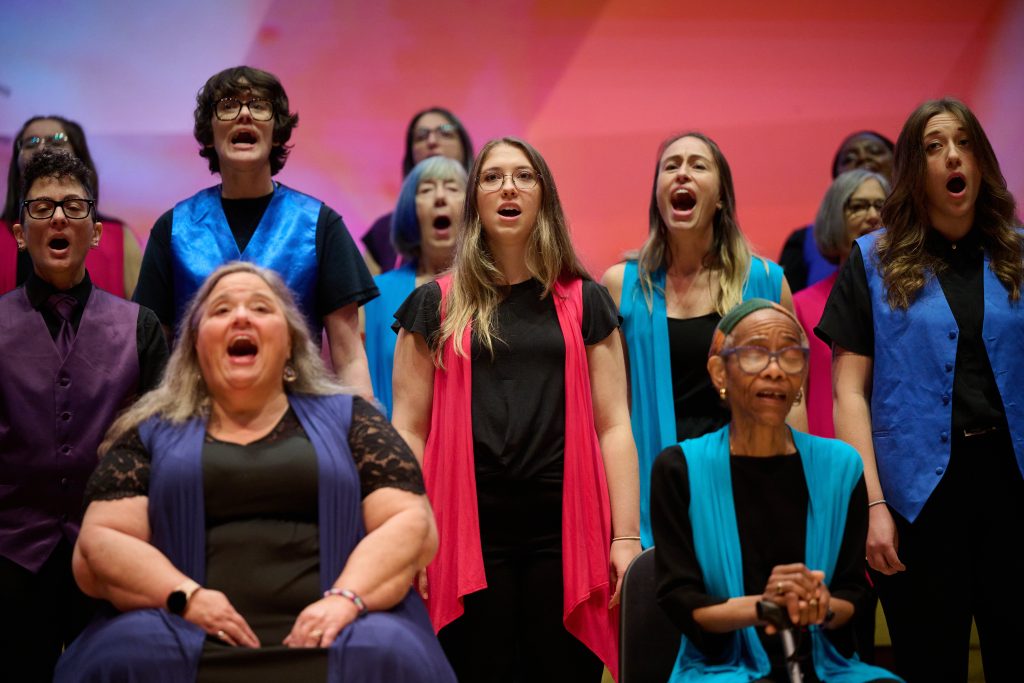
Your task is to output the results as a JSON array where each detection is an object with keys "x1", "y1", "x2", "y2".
[
  {"x1": 651, "y1": 299, "x2": 900, "y2": 682},
  {"x1": 602, "y1": 131, "x2": 798, "y2": 547},
  {"x1": 818, "y1": 98, "x2": 1024, "y2": 681},
  {"x1": 363, "y1": 156, "x2": 465, "y2": 418},
  {"x1": 133, "y1": 66, "x2": 378, "y2": 397}
]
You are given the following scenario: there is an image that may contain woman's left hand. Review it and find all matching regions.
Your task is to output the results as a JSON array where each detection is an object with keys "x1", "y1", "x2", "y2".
[
  {"x1": 283, "y1": 595, "x2": 361, "y2": 648},
  {"x1": 608, "y1": 539, "x2": 642, "y2": 608}
]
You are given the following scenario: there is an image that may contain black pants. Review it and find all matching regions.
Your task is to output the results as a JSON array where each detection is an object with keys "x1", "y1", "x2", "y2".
[
  {"x1": 873, "y1": 427, "x2": 1024, "y2": 683},
  {"x1": 438, "y1": 482, "x2": 603, "y2": 683},
  {"x1": 0, "y1": 538, "x2": 97, "y2": 682}
]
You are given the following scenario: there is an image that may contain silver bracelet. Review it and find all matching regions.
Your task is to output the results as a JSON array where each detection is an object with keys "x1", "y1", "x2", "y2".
[{"x1": 868, "y1": 499, "x2": 887, "y2": 508}]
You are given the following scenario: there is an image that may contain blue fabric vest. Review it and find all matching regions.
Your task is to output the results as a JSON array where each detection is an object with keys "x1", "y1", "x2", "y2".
[
  {"x1": 858, "y1": 230, "x2": 1024, "y2": 522},
  {"x1": 170, "y1": 184, "x2": 320, "y2": 334},
  {"x1": 365, "y1": 263, "x2": 416, "y2": 418},
  {"x1": 620, "y1": 256, "x2": 784, "y2": 547},
  {"x1": 669, "y1": 426, "x2": 900, "y2": 682}
]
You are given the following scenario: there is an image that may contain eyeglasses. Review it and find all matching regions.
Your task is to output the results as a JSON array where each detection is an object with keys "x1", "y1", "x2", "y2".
[
  {"x1": 22, "y1": 198, "x2": 95, "y2": 220},
  {"x1": 846, "y1": 199, "x2": 885, "y2": 216},
  {"x1": 413, "y1": 124, "x2": 458, "y2": 143},
  {"x1": 478, "y1": 168, "x2": 540, "y2": 192},
  {"x1": 719, "y1": 345, "x2": 809, "y2": 375},
  {"x1": 19, "y1": 133, "x2": 71, "y2": 152},
  {"x1": 215, "y1": 97, "x2": 274, "y2": 121}
]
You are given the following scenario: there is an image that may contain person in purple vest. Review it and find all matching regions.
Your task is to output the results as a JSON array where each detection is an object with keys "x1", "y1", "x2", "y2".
[
  {"x1": 0, "y1": 148, "x2": 168, "y2": 681},
  {"x1": 56, "y1": 262, "x2": 454, "y2": 682},
  {"x1": 133, "y1": 66, "x2": 378, "y2": 397},
  {"x1": 818, "y1": 98, "x2": 1024, "y2": 680}
]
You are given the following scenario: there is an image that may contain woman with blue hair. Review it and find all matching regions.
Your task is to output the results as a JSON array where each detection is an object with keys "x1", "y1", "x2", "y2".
[{"x1": 363, "y1": 156, "x2": 467, "y2": 417}]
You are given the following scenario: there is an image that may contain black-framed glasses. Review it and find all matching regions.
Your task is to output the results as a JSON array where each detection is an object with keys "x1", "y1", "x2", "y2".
[
  {"x1": 413, "y1": 123, "x2": 458, "y2": 142},
  {"x1": 720, "y1": 345, "x2": 809, "y2": 375},
  {"x1": 478, "y1": 168, "x2": 540, "y2": 192},
  {"x1": 215, "y1": 97, "x2": 274, "y2": 121},
  {"x1": 19, "y1": 133, "x2": 71, "y2": 152},
  {"x1": 23, "y1": 198, "x2": 95, "y2": 220},
  {"x1": 846, "y1": 199, "x2": 885, "y2": 216}
]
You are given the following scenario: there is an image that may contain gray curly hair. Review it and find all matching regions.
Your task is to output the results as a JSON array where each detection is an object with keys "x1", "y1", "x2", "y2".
[{"x1": 100, "y1": 262, "x2": 345, "y2": 453}]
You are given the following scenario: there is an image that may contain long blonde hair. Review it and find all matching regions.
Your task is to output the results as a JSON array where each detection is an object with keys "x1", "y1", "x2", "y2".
[
  {"x1": 637, "y1": 132, "x2": 754, "y2": 315},
  {"x1": 100, "y1": 262, "x2": 345, "y2": 453},
  {"x1": 435, "y1": 137, "x2": 590, "y2": 361}
]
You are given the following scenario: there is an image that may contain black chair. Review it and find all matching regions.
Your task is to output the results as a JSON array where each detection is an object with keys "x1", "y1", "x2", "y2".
[{"x1": 619, "y1": 547, "x2": 682, "y2": 683}]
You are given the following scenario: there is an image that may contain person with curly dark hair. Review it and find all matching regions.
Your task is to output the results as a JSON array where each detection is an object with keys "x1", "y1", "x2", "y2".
[
  {"x1": 817, "y1": 98, "x2": 1024, "y2": 681},
  {"x1": 133, "y1": 66, "x2": 377, "y2": 396}
]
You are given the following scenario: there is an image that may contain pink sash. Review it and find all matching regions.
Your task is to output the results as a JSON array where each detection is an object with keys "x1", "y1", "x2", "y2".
[{"x1": 423, "y1": 275, "x2": 618, "y2": 676}]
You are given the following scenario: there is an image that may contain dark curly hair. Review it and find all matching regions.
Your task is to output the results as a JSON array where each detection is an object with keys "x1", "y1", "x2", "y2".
[
  {"x1": 193, "y1": 66, "x2": 299, "y2": 176},
  {"x1": 19, "y1": 148, "x2": 96, "y2": 222},
  {"x1": 401, "y1": 107, "x2": 474, "y2": 177}
]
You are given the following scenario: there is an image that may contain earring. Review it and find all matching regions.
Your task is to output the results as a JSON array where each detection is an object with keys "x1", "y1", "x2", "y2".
[
  {"x1": 718, "y1": 386, "x2": 727, "y2": 400},
  {"x1": 793, "y1": 389, "x2": 803, "y2": 406},
  {"x1": 283, "y1": 363, "x2": 297, "y2": 383}
]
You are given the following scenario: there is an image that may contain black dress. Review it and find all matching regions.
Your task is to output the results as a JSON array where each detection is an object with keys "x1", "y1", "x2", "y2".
[{"x1": 84, "y1": 398, "x2": 425, "y2": 682}]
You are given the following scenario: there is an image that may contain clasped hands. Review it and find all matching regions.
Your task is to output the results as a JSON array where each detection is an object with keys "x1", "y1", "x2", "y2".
[
  {"x1": 760, "y1": 563, "x2": 831, "y2": 635},
  {"x1": 182, "y1": 587, "x2": 361, "y2": 649}
]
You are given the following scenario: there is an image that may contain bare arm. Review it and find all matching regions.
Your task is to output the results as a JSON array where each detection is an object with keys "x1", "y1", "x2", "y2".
[
  {"x1": 390, "y1": 329, "x2": 435, "y2": 464},
  {"x1": 600, "y1": 263, "x2": 626, "y2": 309},
  {"x1": 587, "y1": 330, "x2": 641, "y2": 606},
  {"x1": 325, "y1": 303, "x2": 373, "y2": 399},
  {"x1": 832, "y1": 348, "x2": 905, "y2": 574}
]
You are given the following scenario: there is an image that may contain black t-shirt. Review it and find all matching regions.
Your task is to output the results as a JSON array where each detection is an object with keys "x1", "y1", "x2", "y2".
[
  {"x1": 815, "y1": 230, "x2": 1005, "y2": 433},
  {"x1": 651, "y1": 445, "x2": 868, "y2": 676},
  {"x1": 393, "y1": 278, "x2": 620, "y2": 487},
  {"x1": 25, "y1": 271, "x2": 168, "y2": 393},
  {"x1": 668, "y1": 313, "x2": 731, "y2": 441},
  {"x1": 133, "y1": 190, "x2": 378, "y2": 328}
]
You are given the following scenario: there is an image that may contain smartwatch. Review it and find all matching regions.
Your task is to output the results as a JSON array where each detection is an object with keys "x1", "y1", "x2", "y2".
[{"x1": 167, "y1": 579, "x2": 201, "y2": 615}]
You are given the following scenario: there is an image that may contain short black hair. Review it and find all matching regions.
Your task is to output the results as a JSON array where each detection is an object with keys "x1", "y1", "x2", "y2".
[
  {"x1": 193, "y1": 66, "x2": 299, "y2": 176},
  {"x1": 830, "y1": 130, "x2": 895, "y2": 178},
  {"x1": 401, "y1": 107, "x2": 474, "y2": 177},
  {"x1": 20, "y1": 149, "x2": 96, "y2": 221}
]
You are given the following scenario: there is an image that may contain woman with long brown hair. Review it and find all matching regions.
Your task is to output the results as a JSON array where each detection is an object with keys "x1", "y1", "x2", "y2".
[
  {"x1": 392, "y1": 137, "x2": 639, "y2": 681},
  {"x1": 818, "y1": 98, "x2": 1024, "y2": 681}
]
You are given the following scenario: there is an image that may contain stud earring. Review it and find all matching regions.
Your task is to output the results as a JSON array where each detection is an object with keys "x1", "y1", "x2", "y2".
[
  {"x1": 283, "y1": 363, "x2": 297, "y2": 383},
  {"x1": 718, "y1": 386, "x2": 727, "y2": 400},
  {"x1": 793, "y1": 389, "x2": 803, "y2": 406}
]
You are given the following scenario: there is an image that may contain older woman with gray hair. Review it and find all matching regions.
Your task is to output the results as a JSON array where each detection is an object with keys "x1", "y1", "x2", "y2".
[
  {"x1": 363, "y1": 156, "x2": 467, "y2": 418},
  {"x1": 56, "y1": 262, "x2": 455, "y2": 682},
  {"x1": 793, "y1": 169, "x2": 889, "y2": 438}
]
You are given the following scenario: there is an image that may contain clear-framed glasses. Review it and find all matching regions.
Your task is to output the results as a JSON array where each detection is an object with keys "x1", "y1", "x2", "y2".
[
  {"x1": 19, "y1": 133, "x2": 71, "y2": 152},
  {"x1": 719, "y1": 345, "x2": 809, "y2": 375},
  {"x1": 215, "y1": 97, "x2": 274, "y2": 121},
  {"x1": 478, "y1": 168, "x2": 540, "y2": 192},
  {"x1": 412, "y1": 123, "x2": 458, "y2": 142},
  {"x1": 22, "y1": 198, "x2": 95, "y2": 220},
  {"x1": 845, "y1": 199, "x2": 885, "y2": 216}
]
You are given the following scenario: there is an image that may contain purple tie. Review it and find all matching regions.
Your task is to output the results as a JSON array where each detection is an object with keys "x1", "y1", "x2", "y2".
[{"x1": 46, "y1": 294, "x2": 77, "y2": 360}]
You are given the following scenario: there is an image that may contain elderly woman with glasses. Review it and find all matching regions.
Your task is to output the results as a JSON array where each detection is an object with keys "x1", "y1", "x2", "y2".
[
  {"x1": 0, "y1": 149, "x2": 167, "y2": 681},
  {"x1": 2, "y1": 115, "x2": 143, "y2": 296},
  {"x1": 391, "y1": 137, "x2": 639, "y2": 681},
  {"x1": 55, "y1": 262, "x2": 455, "y2": 683},
  {"x1": 133, "y1": 66, "x2": 377, "y2": 396},
  {"x1": 650, "y1": 299, "x2": 899, "y2": 682}
]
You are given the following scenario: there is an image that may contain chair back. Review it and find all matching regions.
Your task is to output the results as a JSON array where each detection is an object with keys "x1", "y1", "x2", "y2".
[{"x1": 619, "y1": 546, "x2": 683, "y2": 683}]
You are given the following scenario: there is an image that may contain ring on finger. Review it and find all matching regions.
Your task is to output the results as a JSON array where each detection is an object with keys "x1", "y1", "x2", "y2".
[
  {"x1": 808, "y1": 598, "x2": 819, "y2": 608},
  {"x1": 775, "y1": 581, "x2": 784, "y2": 596},
  {"x1": 310, "y1": 629, "x2": 324, "y2": 638},
  {"x1": 216, "y1": 630, "x2": 227, "y2": 640}
]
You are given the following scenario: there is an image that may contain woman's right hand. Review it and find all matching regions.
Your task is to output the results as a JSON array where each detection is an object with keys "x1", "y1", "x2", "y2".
[
  {"x1": 866, "y1": 504, "x2": 906, "y2": 575},
  {"x1": 184, "y1": 588, "x2": 260, "y2": 648},
  {"x1": 761, "y1": 563, "x2": 825, "y2": 633}
]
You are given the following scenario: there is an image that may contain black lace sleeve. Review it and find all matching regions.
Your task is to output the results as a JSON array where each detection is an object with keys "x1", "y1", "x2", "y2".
[
  {"x1": 349, "y1": 396, "x2": 426, "y2": 498},
  {"x1": 84, "y1": 427, "x2": 151, "y2": 503}
]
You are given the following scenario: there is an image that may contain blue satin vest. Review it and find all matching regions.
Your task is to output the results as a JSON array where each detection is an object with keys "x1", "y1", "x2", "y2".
[
  {"x1": 364, "y1": 263, "x2": 416, "y2": 419},
  {"x1": 858, "y1": 230, "x2": 1024, "y2": 523},
  {"x1": 170, "y1": 184, "x2": 320, "y2": 333},
  {"x1": 620, "y1": 256, "x2": 784, "y2": 547}
]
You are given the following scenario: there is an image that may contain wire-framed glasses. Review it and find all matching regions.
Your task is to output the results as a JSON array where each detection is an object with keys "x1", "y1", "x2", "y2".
[{"x1": 478, "y1": 168, "x2": 540, "y2": 192}]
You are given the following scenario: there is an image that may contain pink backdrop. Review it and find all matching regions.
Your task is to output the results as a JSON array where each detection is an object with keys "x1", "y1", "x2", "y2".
[{"x1": 2, "y1": 0, "x2": 1022, "y2": 276}]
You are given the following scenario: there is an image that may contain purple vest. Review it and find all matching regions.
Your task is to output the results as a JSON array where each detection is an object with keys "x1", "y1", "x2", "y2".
[{"x1": 0, "y1": 287, "x2": 140, "y2": 572}]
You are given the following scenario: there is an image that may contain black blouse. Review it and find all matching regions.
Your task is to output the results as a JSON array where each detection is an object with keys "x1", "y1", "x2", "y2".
[
  {"x1": 85, "y1": 397, "x2": 425, "y2": 503},
  {"x1": 651, "y1": 445, "x2": 868, "y2": 673},
  {"x1": 815, "y1": 229, "x2": 1005, "y2": 433},
  {"x1": 668, "y1": 313, "x2": 731, "y2": 442}
]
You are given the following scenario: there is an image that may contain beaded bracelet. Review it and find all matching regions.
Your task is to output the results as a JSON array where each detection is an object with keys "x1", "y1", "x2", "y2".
[
  {"x1": 324, "y1": 588, "x2": 367, "y2": 616},
  {"x1": 867, "y1": 499, "x2": 887, "y2": 508}
]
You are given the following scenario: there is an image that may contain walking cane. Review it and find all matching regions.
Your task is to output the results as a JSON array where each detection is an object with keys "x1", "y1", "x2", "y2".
[{"x1": 757, "y1": 600, "x2": 803, "y2": 683}]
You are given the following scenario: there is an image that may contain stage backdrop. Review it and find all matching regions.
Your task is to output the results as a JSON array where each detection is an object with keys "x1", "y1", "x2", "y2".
[{"x1": 2, "y1": 0, "x2": 1022, "y2": 276}]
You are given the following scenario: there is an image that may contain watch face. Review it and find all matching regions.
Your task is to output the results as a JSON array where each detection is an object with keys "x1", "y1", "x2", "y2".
[{"x1": 167, "y1": 590, "x2": 187, "y2": 615}]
